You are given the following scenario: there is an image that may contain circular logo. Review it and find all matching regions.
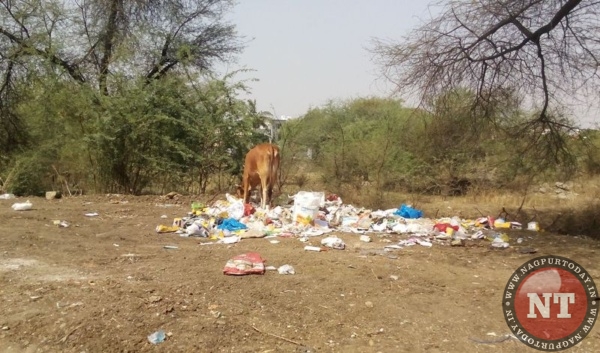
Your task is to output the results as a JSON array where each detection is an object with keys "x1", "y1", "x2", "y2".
[{"x1": 503, "y1": 255, "x2": 598, "y2": 351}]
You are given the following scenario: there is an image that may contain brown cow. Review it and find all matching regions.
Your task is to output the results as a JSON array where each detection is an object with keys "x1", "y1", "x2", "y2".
[{"x1": 236, "y1": 143, "x2": 280, "y2": 209}]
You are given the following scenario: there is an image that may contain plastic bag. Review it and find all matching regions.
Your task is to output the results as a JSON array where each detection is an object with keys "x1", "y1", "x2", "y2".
[
  {"x1": 394, "y1": 204, "x2": 422, "y2": 219},
  {"x1": 11, "y1": 201, "x2": 32, "y2": 211},
  {"x1": 223, "y1": 252, "x2": 266, "y2": 276},
  {"x1": 217, "y1": 218, "x2": 247, "y2": 232},
  {"x1": 277, "y1": 264, "x2": 295, "y2": 275},
  {"x1": 225, "y1": 193, "x2": 244, "y2": 220},
  {"x1": 321, "y1": 236, "x2": 345, "y2": 250},
  {"x1": 185, "y1": 222, "x2": 209, "y2": 237}
]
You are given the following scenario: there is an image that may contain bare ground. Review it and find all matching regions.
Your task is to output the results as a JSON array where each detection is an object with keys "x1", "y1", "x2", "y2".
[{"x1": 0, "y1": 195, "x2": 599, "y2": 353}]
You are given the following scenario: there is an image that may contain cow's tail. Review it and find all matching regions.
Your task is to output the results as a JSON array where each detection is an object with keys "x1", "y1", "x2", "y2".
[{"x1": 269, "y1": 144, "x2": 280, "y2": 197}]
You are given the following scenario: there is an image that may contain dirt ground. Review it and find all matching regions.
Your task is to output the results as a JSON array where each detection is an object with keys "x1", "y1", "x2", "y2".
[{"x1": 1, "y1": 195, "x2": 599, "y2": 353}]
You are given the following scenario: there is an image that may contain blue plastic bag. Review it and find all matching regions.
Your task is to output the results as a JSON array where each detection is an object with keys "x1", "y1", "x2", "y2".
[
  {"x1": 394, "y1": 204, "x2": 423, "y2": 219},
  {"x1": 217, "y1": 218, "x2": 248, "y2": 231}
]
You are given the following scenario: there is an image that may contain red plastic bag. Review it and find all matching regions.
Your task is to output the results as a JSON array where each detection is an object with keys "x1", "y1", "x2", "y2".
[
  {"x1": 223, "y1": 252, "x2": 266, "y2": 276},
  {"x1": 244, "y1": 203, "x2": 255, "y2": 217},
  {"x1": 326, "y1": 194, "x2": 339, "y2": 202},
  {"x1": 432, "y1": 223, "x2": 459, "y2": 232}
]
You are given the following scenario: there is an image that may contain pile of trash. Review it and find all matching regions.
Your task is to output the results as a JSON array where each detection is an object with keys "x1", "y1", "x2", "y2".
[{"x1": 155, "y1": 191, "x2": 540, "y2": 250}]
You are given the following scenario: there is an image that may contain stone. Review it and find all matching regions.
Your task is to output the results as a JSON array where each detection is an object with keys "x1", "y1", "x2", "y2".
[
  {"x1": 451, "y1": 239, "x2": 465, "y2": 247},
  {"x1": 45, "y1": 191, "x2": 61, "y2": 200}
]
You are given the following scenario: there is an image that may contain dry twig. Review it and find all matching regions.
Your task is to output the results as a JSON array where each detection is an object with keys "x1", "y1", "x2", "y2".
[{"x1": 250, "y1": 325, "x2": 304, "y2": 346}]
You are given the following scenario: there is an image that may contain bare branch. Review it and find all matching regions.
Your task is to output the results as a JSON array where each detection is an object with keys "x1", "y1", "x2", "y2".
[{"x1": 0, "y1": 26, "x2": 86, "y2": 82}]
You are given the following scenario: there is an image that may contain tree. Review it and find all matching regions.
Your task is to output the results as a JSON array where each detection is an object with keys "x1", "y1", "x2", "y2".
[
  {"x1": 0, "y1": 0, "x2": 241, "y2": 151},
  {"x1": 371, "y1": 0, "x2": 596, "y2": 162}
]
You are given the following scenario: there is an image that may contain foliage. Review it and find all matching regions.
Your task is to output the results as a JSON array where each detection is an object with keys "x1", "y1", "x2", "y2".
[
  {"x1": 278, "y1": 92, "x2": 590, "y2": 206},
  {"x1": 0, "y1": 1, "x2": 270, "y2": 196},
  {"x1": 0, "y1": 0, "x2": 242, "y2": 154},
  {"x1": 1, "y1": 71, "x2": 267, "y2": 195},
  {"x1": 371, "y1": 0, "x2": 595, "y2": 165}
]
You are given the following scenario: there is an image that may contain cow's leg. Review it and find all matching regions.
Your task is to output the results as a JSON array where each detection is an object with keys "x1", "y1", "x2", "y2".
[
  {"x1": 260, "y1": 174, "x2": 268, "y2": 210},
  {"x1": 267, "y1": 180, "x2": 274, "y2": 208},
  {"x1": 242, "y1": 175, "x2": 250, "y2": 204}
]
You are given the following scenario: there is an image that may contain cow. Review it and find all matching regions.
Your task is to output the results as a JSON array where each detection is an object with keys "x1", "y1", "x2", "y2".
[{"x1": 236, "y1": 143, "x2": 280, "y2": 209}]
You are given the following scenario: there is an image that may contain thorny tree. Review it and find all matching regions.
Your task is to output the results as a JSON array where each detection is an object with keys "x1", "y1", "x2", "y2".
[
  {"x1": 372, "y1": 0, "x2": 599, "y2": 164},
  {"x1": 0, "y1": 0, "x2": 241, "y2": 151}
]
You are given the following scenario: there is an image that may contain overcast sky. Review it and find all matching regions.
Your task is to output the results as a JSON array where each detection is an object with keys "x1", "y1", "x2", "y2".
[{"x1": 216, "y1": 0, "x2": 433, "y2": 118}]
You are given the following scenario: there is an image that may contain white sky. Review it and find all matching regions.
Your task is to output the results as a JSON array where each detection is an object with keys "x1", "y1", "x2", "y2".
[
  {"x1": 216, "y1": 0, "x2": 432, "y2": 118},
  {"x1": 216, "y1": 0, "x2": 598, "y2": 128}
]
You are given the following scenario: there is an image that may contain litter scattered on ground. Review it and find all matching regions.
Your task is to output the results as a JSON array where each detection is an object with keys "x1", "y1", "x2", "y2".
[
  {"x1": 223, "y1": 252, "x2": 266, "y2": 276},
  {"x1": 147, "y1": 330, "x2": 166, "y2": 344},
  {"x1": 0, "y1": 193, "x2": 15, "y2": 200},
  {"x1": 52, "y1": 220, "x2": 70, "y2": 228},
  {"x1": 11, "y1": 201, "x2": 32, "y2": 211},
  {"x1": 163, "y1": 245, "x2": 178, "y2": 250},
  {"x1": 153, "y1": 191, "x2": 544, "y2": 256},
  {"x1": 321, "y1": 236, "x2": 346, "y2": 250},
  {"x1": 527, "y1": 221, "x2": 540, "y2": 231},
  {"x1": 277, "y1": 264, "x2": 295, "y2": 275},
  {"x1": 84, "y1": 212, "x2": 99, "y2": 217}
]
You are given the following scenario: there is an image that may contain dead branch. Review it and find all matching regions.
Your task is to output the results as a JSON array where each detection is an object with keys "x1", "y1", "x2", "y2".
[{"x1": 372, "y1": 0, "x2": 596, "y2": 160}]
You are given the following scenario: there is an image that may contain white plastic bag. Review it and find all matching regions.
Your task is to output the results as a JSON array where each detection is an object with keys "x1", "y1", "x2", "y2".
[
  {"x1": 277, "y1": 264, "x2": 295, "y2": 275},
  {"x1": 321, "y1": 236, "x2": 345, "y2": 250},
  {"x1": 11, "y1": 200, "x2": 32, "y2": 211},
  {"x1": 185, "y1": 222, "x2": 209, "y2": 237},
  {"x1": 225, "y1": 193, "x2": 244, "y2": 220}
]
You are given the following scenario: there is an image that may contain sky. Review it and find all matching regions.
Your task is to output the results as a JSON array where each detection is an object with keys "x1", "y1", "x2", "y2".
[{"x1": 216, "y1": 0, "x2": 433, "y2": 119}]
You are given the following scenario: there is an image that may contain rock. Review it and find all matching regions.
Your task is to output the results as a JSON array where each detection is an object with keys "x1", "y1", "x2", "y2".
[
  {"x1": 165, "y1": 192, "x2": 179, "y2": 199},
  {"x1": 149, "y1": 295, "x2": 162, "y2": 303},
  {"x1": 451, "y1": 239, "x2": 465, "y2": 247},
  {"x1": 365, "y1": 301, "x2": 374, "y2": 308},
  {"x1": 45, "y1": 191, "x2": 61, "y2": 200}
]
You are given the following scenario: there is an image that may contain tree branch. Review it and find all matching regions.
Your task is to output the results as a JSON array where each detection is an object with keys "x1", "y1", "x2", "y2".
[{"x1": 0, "y1": 26, "x2": 85, "y2": 83}]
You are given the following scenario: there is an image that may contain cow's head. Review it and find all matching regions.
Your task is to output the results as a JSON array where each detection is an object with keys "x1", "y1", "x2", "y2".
[{"x1": 235, "y1": 184, "x2": 244, "y2": 199}]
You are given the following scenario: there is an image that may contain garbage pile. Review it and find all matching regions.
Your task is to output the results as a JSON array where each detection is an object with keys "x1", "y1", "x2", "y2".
[{"x1": 155, "y1": 191, "x2": 540, "y2": 250}]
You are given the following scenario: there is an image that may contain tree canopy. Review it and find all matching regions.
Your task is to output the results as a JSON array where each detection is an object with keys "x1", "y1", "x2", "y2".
[
  {"x1": 372, "y1": 0, "x2": 598, "y2": 135},
  {"x1": 0, "y1": 1, "x2": 272, "y2": 196},
  {"x1": 0, "y1": 0, "x2": 242, "y2": 153}
]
